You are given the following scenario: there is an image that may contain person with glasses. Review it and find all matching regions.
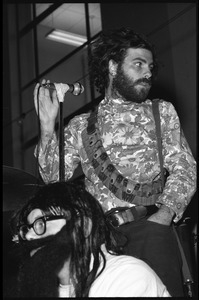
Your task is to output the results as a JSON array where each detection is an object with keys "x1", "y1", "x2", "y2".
[{"x1": 10, "y1": 181, "x2": 170, "y2": 297}]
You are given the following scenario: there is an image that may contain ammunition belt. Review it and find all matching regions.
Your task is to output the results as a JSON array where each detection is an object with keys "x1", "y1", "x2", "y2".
[{"x1": 82, "y1": 109, "x2": 167, "y2": 205}]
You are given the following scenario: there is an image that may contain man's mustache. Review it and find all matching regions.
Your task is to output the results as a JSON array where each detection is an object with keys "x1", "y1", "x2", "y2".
[{"x1": 135, "y1": 78, "x2": 152, "y2": 86}]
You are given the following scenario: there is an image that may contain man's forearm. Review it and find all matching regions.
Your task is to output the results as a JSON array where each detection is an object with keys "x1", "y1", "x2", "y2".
[
  {"x1": 40, "y1": 131, "x2": 54, "y2": 152},
  {"x1": 147, "y1": 204, "x2": 175, "y2": 226},
  {"x1": 35, "y1": 127, "x2": 59, "y2": 183},
  {"x1": 39, "y1": 123, "x2": 56, "y2": 152}
]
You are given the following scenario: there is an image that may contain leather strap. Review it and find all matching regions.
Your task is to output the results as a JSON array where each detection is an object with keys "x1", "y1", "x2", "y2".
[
  {"x1": 105, "y1": 206, "x2": 147, "y2": 227},
  {"x1": 152, "y1": 99, "x2": 165, "y2": 187}
]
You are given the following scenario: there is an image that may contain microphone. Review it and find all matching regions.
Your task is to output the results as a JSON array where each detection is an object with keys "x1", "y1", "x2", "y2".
[{"x1": 41, "y1": 82, "x2": 84, "y2": 96}]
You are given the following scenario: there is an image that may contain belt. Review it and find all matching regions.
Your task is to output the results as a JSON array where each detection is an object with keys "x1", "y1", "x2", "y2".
[{"x1": 105, "y1": 206, "x2": 148, "y2": 228}]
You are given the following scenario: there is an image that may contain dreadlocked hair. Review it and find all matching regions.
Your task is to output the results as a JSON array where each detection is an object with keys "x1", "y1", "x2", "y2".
[
  {"x1": 10, "y1": 181, "x2": 122, "y2": 297},
  {"x1": 88, "y1": 27, "x2": 158, "y2": 95}
]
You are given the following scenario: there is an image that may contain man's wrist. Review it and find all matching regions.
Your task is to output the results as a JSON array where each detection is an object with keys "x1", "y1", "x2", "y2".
[
  {"x1": 147, "y1": 205, "x2": 174, "y2": 225},
  {"x1": 40, "y1": 129, "x2": 55, "y2": 152},
  {"x1": 40, "y1": 121, "x2": 55, "y2": 135},
  {"x1": 159, "y1": 204, "x2": 175, "y2": 218},
  {"x1": 40, "y1": 130, "x2": 54, "y2": 140}
]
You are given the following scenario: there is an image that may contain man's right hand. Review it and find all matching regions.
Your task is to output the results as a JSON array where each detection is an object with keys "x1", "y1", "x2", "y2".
[
  {"x1": 34, "y1": 79, "x2": 60, "y2": 150},
  {"x1": 34, "y1": 79, "x2": 59, "y2": 133}
]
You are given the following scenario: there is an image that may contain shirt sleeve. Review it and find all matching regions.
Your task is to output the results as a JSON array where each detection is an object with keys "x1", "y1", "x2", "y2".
[
  {"x1": 34, "y1": 120, "x2": 81, "y2": 183},
  {"x1": 157, "y1": 101, "x2": 197, "y2": 222}
]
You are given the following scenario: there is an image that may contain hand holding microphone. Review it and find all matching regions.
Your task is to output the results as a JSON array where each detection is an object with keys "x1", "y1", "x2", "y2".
[
  {"x1": 34, "y1": 79, "x2": 84, "y2": 181},
  {"x1": 34, "y1": 78, "x2": 84, "y2": 140}
]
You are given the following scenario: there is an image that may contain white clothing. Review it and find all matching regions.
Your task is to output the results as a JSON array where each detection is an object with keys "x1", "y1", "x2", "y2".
[
  {"x1": 58, "y1": 245, "x2": 170, "y2": 297},
  {"x1": 58, "y1": 283, "x2": 75, "y2": 298},
  {"x1": 89, "y1": 248, "x2": 171, "y2": 297}
]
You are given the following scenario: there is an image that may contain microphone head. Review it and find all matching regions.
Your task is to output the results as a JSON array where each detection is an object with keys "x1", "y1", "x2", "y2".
[{"x1": 73, "y1": 82, "x2": 84, "y2": 96}]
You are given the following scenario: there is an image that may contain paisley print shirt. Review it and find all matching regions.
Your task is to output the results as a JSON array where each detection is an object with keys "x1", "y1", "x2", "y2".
[{"x1": 35, "y1": 97, "x2": 196, "y2": 223}]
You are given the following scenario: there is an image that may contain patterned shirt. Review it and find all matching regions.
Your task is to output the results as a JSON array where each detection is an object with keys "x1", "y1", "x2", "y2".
[{"x1": 35, "y1": 97, "x2": 196, "y2": 223}]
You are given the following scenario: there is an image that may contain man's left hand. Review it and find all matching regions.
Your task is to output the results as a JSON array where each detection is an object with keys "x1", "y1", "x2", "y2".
[{"x1": 147, "y1": 205, "x2": 175, "y2": 226}]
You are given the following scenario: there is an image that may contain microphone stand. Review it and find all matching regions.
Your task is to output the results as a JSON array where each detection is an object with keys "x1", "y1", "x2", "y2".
[
  {"x1": 57, "y1": 83, "x2": 83, "y2": 182},
  {"x1": 41, "y1": 82, "x2": 84, "y2": 182}
]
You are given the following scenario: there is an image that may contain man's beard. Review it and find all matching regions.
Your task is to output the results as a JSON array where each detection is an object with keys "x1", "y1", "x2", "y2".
[
  {"x1": 112, "y1": 65, "x2": 152, "y2": 103},
  {"x1": 16, "y1": 226, "x2": 72, "y2": 297}
]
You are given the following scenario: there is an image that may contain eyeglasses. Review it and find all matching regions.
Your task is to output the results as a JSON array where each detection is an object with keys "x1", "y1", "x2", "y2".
[{"x1": 18, "y1": 215, "x2": 66, "y2": 240}]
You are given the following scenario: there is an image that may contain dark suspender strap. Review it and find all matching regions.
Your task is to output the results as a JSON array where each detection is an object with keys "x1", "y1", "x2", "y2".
[
  {"x1": 173, "y1": 226, "x2": 194, "y2": 292},
  {"x1": 152, "y1": 99, "x2": 165, "y2": 187}
]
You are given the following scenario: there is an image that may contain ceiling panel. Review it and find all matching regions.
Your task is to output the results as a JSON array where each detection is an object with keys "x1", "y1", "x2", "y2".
[{"x1": 36, "y1": 3, "x2": 101, "y2": 36}]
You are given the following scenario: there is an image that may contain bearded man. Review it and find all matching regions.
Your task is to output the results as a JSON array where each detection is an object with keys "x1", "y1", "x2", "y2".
[{"x1": 33, "y1": 27, "x2": 196, "y2": 296}]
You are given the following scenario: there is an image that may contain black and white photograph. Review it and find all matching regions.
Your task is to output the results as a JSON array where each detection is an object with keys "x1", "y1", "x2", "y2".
[{"x1": 3, "y1": 2, "x2": 197, "y2": 298}]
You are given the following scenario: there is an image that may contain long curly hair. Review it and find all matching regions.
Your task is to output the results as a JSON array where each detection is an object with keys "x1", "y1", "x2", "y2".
[
  {"x1": 11, "y1": 181, "x2": 123, "y2": 297},
  {"x1": 89, "y1": 27, "x2": 158, "y2": 94}
]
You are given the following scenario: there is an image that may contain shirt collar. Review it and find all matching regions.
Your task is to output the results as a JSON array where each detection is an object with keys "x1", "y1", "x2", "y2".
[{"x1": 98, "y1": 96, "x2": 150, "y2": 116}]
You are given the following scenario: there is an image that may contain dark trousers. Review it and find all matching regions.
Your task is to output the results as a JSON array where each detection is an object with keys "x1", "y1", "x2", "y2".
[{"x1": 116, "y1": 218, "x2": 184, "y2": 297}]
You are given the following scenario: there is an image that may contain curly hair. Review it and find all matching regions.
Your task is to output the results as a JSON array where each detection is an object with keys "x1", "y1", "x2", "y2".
[
  {"x1": 89, "y1": 27, "x2": 158, "y2": 94},
  {"x1": 11, "y1": 182, "x2": 123, "y2": 297}
]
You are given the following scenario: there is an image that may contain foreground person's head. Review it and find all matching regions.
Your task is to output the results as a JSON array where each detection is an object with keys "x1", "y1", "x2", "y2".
[{"x1": 11, "y1": 182, "x2": 121, "y2": 297}]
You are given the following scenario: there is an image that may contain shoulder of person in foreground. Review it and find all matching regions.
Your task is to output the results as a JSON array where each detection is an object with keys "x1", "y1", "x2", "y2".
[{"x1": 89, "y1": 251, "x2": 171, "y2": 297}]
